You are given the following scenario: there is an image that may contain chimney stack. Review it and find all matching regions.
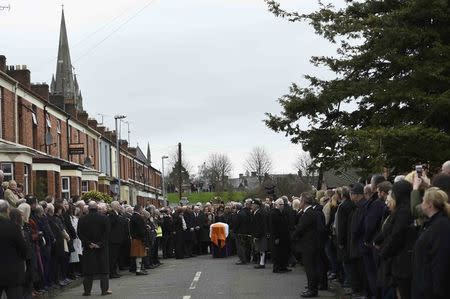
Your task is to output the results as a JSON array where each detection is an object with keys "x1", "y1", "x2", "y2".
[
  {"x1": 77, "y1": 111, "x2": 89, "y2": 125},
  {"x1": 7, "y1": 65, "x2": 31, "y2": 89},
  {"x1": 31, "y1": 83, "x2": 50, "y2": 101},
  {"x1": 0, "y1": 55, "x2": 6, "y2": 72}
]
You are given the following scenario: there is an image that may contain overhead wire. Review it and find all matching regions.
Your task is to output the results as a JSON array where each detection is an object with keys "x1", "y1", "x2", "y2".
[{"x1": 73, "y1": 0, "x2": 156, "y2": 63}]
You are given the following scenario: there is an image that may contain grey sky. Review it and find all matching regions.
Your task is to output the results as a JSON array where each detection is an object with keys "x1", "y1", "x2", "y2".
[{"x1": 1, "y1": 0, "x2": 337, "y2": 176}]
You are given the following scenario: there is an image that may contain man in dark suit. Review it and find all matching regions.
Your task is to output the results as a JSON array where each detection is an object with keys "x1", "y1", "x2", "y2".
[
  {"x1": 0, "y1": 200, "x2": 28, "y2": 298},
  {"x1": 294, "y1": 192, "x2": 319, "y2": 298},
  {"x1": 270, "y1": 198, "x2": 291, "y2": 273},
  {"x1": 77, "y1": 201, "x2": 111, "y2": 296},
  {"x1": 183, "y1": 206, "x2": 196, "y2": 257},
  {"x1": 251, "y1": 199, "x2": 268, "y2": 269},
  {"x1": 234, "y1": 199, "x2": 253, "y2": 265},
  {"x1": 108, "y1": 201, "x2": 126, "y2": 279},
  {"x1": 193, "y1": 205, "x2": 207, "y2": 256}
]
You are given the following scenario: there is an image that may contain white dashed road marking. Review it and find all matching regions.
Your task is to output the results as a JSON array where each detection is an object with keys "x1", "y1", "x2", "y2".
[
  {"x1": 189, "y1": 271, "x2": 202, "y2": 290},
  {"x1": 182, "y1": 296, "x2": 191, "y2": 299}
]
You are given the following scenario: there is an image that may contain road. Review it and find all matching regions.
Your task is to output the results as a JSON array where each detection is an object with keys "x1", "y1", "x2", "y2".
[{"x1": 57, "y1": 255, "x2": 336, "y2": 299}]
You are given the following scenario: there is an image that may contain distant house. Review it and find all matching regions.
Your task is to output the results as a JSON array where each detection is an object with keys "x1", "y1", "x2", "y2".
[{"x1": 321, "y1": 168, "x2": 361, "y2": 189}]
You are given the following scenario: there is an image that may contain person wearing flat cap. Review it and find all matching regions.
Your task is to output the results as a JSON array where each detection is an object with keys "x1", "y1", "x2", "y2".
[{"x1": 251, "y1": 199, "x2": 268, "y2": 269}]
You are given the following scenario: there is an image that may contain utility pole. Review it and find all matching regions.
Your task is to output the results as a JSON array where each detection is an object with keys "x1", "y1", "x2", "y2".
[{"x1": 178, "y1": 142, "x2": 182, "y2": 201}]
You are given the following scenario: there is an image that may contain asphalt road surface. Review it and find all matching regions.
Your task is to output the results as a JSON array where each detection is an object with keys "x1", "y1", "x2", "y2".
[{"x1": 57, "y1": 255, "x2": 336, "y2": 299}]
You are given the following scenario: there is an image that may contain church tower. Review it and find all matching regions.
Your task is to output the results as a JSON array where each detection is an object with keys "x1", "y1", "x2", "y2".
[{"x1": 50, "y1": 7, "x2": 83, "y2": 112}]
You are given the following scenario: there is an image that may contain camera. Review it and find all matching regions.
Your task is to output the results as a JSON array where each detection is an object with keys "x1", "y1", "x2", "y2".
[{"x1": 415, "y1": 165, "x2": 423, "y2": 178}]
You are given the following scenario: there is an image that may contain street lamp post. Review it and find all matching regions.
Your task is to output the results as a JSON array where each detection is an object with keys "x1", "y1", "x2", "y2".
[
  {"x1": 114, "y1": 114, "x2": 126, "y2": 201},
  {"x1": 161, "y1": 155, "x2": 169, "y2": 206}
]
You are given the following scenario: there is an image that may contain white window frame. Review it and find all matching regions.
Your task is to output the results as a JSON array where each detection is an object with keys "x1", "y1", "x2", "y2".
[
  {"x1": 81, "y1": 181, "x2": 89, "y2": 194},
  {"x1": 23, "y1": 165, "x2": 29, "y2": 195},
  {"x1": 32, "y1": 112, "x2": 38, "y2": 125},
  {"x1": 1, "y1": 163, "x2": 14, "y2": 182},
  {"x1": 46, "y1": 114, "x2": 52, "y2": 128},
  {"x1": 61, "y1": 177, "x2": 70, "y2": 199},
  {"x1": 56, "y1": 120, "x2": 61, "y2": 134}
]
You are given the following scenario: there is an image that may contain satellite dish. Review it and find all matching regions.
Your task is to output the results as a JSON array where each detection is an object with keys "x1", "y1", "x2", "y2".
[
  {"x1": 45, "y1": 132, "x2": 53, "y2": 146},
  {"x1": 83, "y1": 156, "x2": 92, "y2": 168}
]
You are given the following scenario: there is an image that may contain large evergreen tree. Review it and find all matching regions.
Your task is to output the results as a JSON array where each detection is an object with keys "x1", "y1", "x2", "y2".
[{"x1": 265, "y1": 0, "x2": 450, "y2": 174}]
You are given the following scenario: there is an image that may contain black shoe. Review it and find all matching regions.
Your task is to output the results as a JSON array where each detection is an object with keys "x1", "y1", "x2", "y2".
[
  {"x1": 101, "y1": 290, "x2": 112, "y2": 296},
  {"x1": 136, "y1": 271, "x2": 148, "y2": 276},
  {"x1": 235, "y1": 261, "x2": 247, "y2": 265},
  {"x1": 301, "y1": 290, "x2": 318, "y2": 298},
  {"x1": 82, "y1": 293, "x2": 91, "y2": 296},
  {"x1": 254, "y1": 265, "x2": 265, "y2": 269}
]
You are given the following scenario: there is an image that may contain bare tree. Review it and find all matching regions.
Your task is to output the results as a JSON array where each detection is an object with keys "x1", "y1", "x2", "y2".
[
  {"x1": 205, "y1": 153, "x2": 233, "y2": 192},
  {"x1": 294, "y1": 151, "x2": 316, "y2": 186},
  {"x1": 245, "y1": 147, "x2": 272, "y2": 184}
]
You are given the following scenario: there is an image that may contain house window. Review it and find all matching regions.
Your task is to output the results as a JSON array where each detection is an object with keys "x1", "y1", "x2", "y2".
[
  {"x1": 32, "y1": 106, "x2": 38, "y2": 149},
  {"x1": 82, "y1": 181, "x2": 88, "y2": 194},
  {"x1": 32, "y1": 112, "x2": 38, "y2": 125},
  {"x1": 62, "y1": 177, "x2": 70, "y2": 199},
  {"x1": 1, "y1": 163, "x2": 14, "y2": 182},
  {"x1": 56, "y1": 120, "x2": 62, "y2": 158},
  {"x1": 23, "y1": 165, "x2": 29, "y2": 195},
  {"x1": 46, "y1": 114, "x2": 52, "y2": 128}
]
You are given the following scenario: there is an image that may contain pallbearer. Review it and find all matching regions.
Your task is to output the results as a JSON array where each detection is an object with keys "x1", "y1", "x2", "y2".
[{"x1": 210, "y1": 222, "x2": 229, "y2": 258}]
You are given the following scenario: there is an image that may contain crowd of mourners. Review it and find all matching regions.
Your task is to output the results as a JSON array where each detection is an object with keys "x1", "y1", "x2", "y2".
[{"x1": 0, "y1": 160, "x2": 450, "y2": 299}]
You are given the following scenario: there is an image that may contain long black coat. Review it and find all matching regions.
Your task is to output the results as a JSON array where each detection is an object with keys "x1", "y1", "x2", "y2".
[
  {"x1": 130, "y1": 212, "x2": 146, "y2": 241},
  {"x1": 108, "y1": 211, "x2": 126, "y2": 244},
  {"x1": 0, "y1": 217, "x2": 28, "y2": 287},
  {"x1": 379, "y1": 204, "x2": 416, "y2": 280},
  {"x1": 294, "y1": 206, "x2": 318, "y2": 254},
  {"x1": 234, "y1": 207, "x2": 252, "y2": 235},
  {"x1": 269, "y1": 208, "x2": 290, "y2": 245},
  {"x1": 251, "y1": 209, "x2": 268, "y2": 239},
  {"x1": 412, "y1": 211, "x2": 450, "y2": 299},
  {"x1": 336, "y1": 199, "x2": 355, "y2": 262},
  {"x1": 194, "y1": 212, "x2": 209, "y2": 242},
  {"x1": 77, "y1": 210, "x2": 110, "y2": 275}
]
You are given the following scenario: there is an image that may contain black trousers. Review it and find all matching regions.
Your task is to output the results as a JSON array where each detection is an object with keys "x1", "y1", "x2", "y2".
[
  {"x1": 273, "y1": 242, "x2": 289, "y2": 271},
  {"x1": 236, "y1": 235, "x2": 252, "y2": 263},
  {"x1": 162, "y1": 235, "x2": 173, "y2": 258},
  {"x1": 350, "y1": 258, "x2": 365, "y2": 293},
  {"x1": 174, "y1": 232, "x2": 184, "y2": 259},
  {"x1": 0, "y1": 285, "x2": 23, "y2": 299},
  {"x1": 303, "y1": 252, "x2": 319, "y2": 292},
  {"x1": 83, "y1": 274, "x2": 109, "y2": 294},
  {"x1": 109, "y1": 244, "x2": 121, "y2": 275}
]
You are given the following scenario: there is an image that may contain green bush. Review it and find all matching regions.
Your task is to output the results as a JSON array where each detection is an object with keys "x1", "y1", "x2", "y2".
[{"x1": 81, "y1": 190, "x2": 113, "y2": 204}]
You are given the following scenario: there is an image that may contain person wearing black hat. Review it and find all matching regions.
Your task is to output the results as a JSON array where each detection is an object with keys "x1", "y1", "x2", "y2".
[{"x1": 251, "y1": 199, "x2": 268, "y2": 269}]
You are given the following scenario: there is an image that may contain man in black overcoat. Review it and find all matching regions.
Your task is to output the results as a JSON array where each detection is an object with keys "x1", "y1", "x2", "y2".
[
  {"x1": 251, "y1": 199, "x2": 268, "y2": 269},
  {"x1": 294, "y1": 192, "x2": 319, "y2": 298},
  {"x1": 270, "y1": 198, "x2": 291, "y2": 273},
  {"x1": 193, "y1": 205, "x2": 208, "y2": 256},
  {"x1": 183, "y1": 206, "x2": 196, "y2": 257},
  {"x1": 0, "y1": 200, "x2": 28, "y2": 298},
  {"x1": 108, "y1": 201, "x2": 126, "y2": 278},
  {"x1": 234, "y1": 199, "x2": 252, "y2": 264},
  {"x1": 77, "y1": 201, "x2": 111, "y2": 296}
]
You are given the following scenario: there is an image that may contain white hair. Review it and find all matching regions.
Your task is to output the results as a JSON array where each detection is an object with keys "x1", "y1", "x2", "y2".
[
  {"x1": 394, "y1": 175, "x2": 405, "y2": 183},
  {"x1": 442, "y1": 160, "x2": 450, "y2": 175},
  {"x1": 18, "y1": 203, "x2": 31, "y2": 223}
]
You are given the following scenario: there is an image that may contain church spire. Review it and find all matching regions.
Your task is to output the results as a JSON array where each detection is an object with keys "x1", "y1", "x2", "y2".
[
  {"x1": 51, "y1": 7, "x2": 83, "y2": 111},
  {"x1": 147, "y1": 142, "x2": 152, "y2": 165}
]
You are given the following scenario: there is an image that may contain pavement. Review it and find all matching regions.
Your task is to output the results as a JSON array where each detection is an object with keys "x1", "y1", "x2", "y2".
[{"x1": 56, "y1": 255, "x2": 337, "y2": 299}]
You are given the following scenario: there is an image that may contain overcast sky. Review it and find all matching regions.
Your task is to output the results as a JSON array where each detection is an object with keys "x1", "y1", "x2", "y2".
[{"x1": 1, "y1": 0, "x2": 338, "y2": 177}]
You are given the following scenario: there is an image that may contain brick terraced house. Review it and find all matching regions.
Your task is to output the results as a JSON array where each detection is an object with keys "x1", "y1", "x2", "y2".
[{"x1": 0, "y1": 9, "x2": 162, "y2": 206}]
